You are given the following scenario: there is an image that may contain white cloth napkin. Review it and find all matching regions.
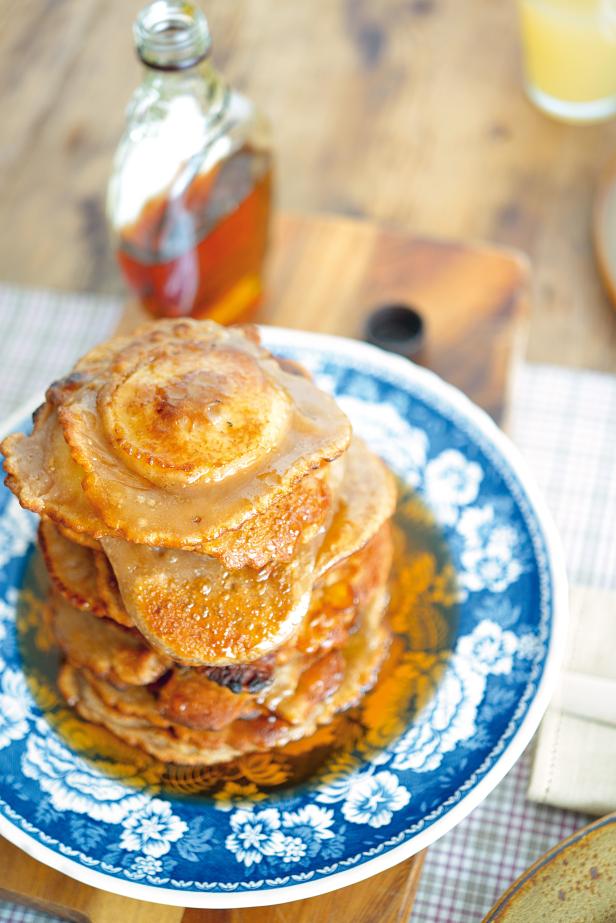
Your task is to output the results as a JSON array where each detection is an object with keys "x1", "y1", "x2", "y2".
[{"x1": 528, "y1": 584, "x2": 616, "y2": 816}]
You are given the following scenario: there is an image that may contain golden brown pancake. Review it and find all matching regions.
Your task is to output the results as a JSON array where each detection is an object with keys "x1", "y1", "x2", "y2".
[
  {"x1": 38, "y1": 520, "x2": 106, "y2": 616},
  {"x1": 3, "y1": 404, "x2": 110, "y2": 543},
  {"x1": 92, "y1": 551, "x2": 133, "y2": 628},
  {"x1": 99, "y1": 519, "x2": 390, "y2": 672},
  {"x1": 49, "y1": 594, "x2": 170, "y2": 687},
  {"x1": 51, "y1": 522, "x2": 387, "y2": 688},
  {"x1": 3, "y1": 323, "x2": 350, "y2": 563},
  {"x1": 298, "y1": 521, "x2": 393, "y2": 655},
  {"x1": 101, "y1": 534, "x2": 319, "y2": 666},
  {"x1": 38, "y1": 518, "x2": 134, "y2": 628},
  {"x1": 198, "y1": 464, "x2": 341, "y2": 570},
  {"x1": 53, "y1": 320, "x2": 350, "y2": 546},
  {"x1": 316, "y1": 436, "x2": 396, "y2": 578}
]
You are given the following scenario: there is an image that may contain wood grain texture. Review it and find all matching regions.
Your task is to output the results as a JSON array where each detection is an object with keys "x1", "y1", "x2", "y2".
[
  {"x1": 0, "y1": 0, "x2": 614, "y2": 369},
  {"x1": 593, "y1": 155, "x2": 616, "y2": 311},
  {"x1": 0, "y1": 839, "x2": 182, "y2": 923},
  {"x1": 181, "y1": 853, "x2": 425, "y2": 923},
  {"x1": 265, "y1": 213, "x2": 528, "y2": 420},
  {"x1": 0, "y1": 213, "x2": 524, "y2": 920}
]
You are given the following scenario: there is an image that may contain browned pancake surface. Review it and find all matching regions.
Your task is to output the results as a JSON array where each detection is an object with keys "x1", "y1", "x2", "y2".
[
  {"x1": 50, "y1": 593, "x2": 170, "y2": 687},
  {"x1": 317, "y1": 436, "x2": 396, "y2": 577},
  {"x1": 102, "y1": 534, "x2": 318, "y2": 666},
  {"x1": 38, "y1": 520, "x2": 106, "y2": 616},
  {"x1": 58, "y1": 321, "x2": 350, "y2": 547},
  {"x1": 58, "y1": 588, "x2": 390, "y2": 765}
]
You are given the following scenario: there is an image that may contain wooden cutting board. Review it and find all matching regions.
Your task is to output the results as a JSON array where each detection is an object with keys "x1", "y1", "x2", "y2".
[{"x1": 0, "y1": 212, "x2": 527, "y2": 923}]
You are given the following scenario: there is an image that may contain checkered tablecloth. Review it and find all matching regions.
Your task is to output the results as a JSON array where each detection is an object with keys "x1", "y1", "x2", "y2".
[
  {"x1": 0, "y1": 286, "x2": 611, "y2": 921},
  {"x1": 0, "y1": 284, "x2": 123, "y2": 421},
  {"x1": 0, "y1": 901, "x2": 68, "y2": 923}
]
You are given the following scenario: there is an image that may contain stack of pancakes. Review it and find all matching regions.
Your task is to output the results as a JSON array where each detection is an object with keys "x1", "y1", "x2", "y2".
[{"x1": 2, "y1": 320, "x2": 396, "y2": 765}]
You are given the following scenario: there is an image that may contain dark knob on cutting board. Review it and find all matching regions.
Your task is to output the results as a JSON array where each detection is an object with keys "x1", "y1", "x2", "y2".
[{"x1": 364, "y1": 303, "x2": 426, "y2": 361}]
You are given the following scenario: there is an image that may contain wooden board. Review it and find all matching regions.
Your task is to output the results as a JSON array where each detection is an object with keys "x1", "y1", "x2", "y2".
[
  {"x1": 593, "y1": 154, "x2": 616, "y2": 311},
  {"x1": 182, "y1": 853, "x2": 426, "y2": 923},
  {"x1": 0, "y1": 212, "x2": 526, "y2": 922}
]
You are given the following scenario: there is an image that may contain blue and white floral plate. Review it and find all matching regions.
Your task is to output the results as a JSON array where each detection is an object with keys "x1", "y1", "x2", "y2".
[{"x1": 0, "y1": 329, "x2": 566, "y2": 908}]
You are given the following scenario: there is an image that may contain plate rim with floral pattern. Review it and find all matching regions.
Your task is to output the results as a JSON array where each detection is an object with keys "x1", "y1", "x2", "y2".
[{"x1": 0, "y1": 328, "x2": 567, "y2": 908}]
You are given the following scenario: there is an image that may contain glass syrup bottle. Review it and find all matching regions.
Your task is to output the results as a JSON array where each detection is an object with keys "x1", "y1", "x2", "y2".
[{"x1": 107, "y1": 0, "x2": 273, "y2": 322}]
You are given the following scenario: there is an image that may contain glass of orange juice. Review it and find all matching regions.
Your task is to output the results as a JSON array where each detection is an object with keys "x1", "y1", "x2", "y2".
[{"x1": 518, "y1": 0, "x2": 616, "y2": 123}]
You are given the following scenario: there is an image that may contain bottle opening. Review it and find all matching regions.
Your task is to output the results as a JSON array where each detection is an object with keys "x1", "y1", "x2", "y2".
[{"x1": 134, "y1": 0, "x2": 211, "y2": 71}]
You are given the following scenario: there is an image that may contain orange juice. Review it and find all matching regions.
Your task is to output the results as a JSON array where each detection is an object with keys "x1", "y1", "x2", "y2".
[{"x1": 518, "y1": 0, "x2": 616, "y2": 122}]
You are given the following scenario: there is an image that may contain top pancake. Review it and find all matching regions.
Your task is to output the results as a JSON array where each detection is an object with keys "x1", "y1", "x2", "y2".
[{"x1": 2, "y1": 320, "x2": 351, "y2": 554}]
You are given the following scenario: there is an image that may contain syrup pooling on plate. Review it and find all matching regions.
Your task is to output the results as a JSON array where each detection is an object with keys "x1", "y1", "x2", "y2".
[{"x1": 18, "y1": 481, "x2": 458, "y2": 797}]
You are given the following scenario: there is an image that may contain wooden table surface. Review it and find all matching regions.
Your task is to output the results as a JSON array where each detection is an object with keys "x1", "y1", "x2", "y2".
[{"x1": 1, "y1": 0, "x2": 616, "y2": 370}]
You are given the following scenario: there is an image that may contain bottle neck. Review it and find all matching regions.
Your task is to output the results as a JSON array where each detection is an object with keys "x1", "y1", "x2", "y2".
[
  {"x1": 142, "y1": 57, "x2": 226, "y2": 104},
  {"x1": 134, "y1": 1, "x2": 211, "y2": 72},
  {"x1": 143, "y1": 60, "x2": 221, "y2": 92}
]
